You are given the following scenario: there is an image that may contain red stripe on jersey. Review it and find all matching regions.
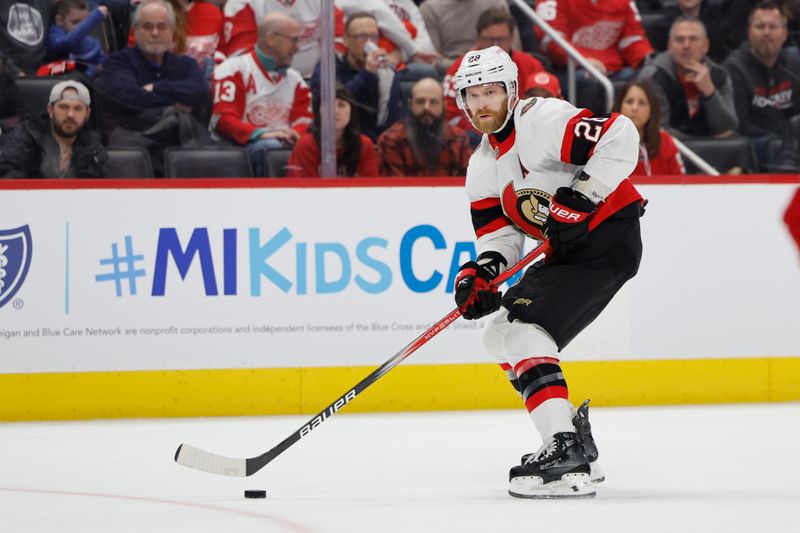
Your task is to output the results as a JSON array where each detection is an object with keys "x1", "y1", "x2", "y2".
[
  {"x1": 488, "y1": 128, "x2": 517, "y2": 158},
  {"x1": 560, "y1": 109, "x2": 592, "y2": 163},
  {"x1": 514, "y1": 357, "x2": 560, "y2": 377},
  {"x1": 587, "y1": 112, "x2": 622, "y2": 159},
  {"x1": 471, "y1": 197, "x2": 501, "y2": 210},
  {"x1": 524, "y1": 385, "x2": 569, "y2": 413},
  {"x1": 475, "y1": 216, "x2": 511, "y2": 238},
  {"x1": 499, "y1": 362, "x2": 512, "y2": 371}
]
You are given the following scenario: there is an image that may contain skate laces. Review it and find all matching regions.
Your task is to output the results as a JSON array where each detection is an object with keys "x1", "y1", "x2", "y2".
[{"x1": 526, "y1": 438, "x2": 558, "y2": 465}]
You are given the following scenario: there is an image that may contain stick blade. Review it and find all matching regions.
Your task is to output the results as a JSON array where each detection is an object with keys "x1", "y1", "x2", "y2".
[{"x1": 174, "y1": 444, "x2": 248, "y2": 477}]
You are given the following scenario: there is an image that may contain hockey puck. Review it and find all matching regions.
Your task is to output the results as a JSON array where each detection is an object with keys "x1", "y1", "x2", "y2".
[{"x1": 244, "y1": 489, "x2": 267, "y2": 499}]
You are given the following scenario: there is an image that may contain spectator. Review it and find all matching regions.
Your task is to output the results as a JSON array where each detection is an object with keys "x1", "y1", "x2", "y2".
[
  {"x1": 181, "y1": 1, "x2": 225, "y2": 76},
  {"x1": 384, "y1": 0, "x2": 438, "y2": 61},
  {"x1": 614, "y1": 80, "x2": 685, "y2": 176},
  {"x1": 310, "y1": 12, "x2": 402, "y2": 141},
  {"x1": 377, "y1": 77, "x2": 472, "y2": 176},
  {"x1": 288, "y1": 84, "x2": 378, "y2": 177},
  {"x1": 336, "y1": 0, "x2": 440, "y2": 67},
  {"x1": 126, "y1": 0, "x2": 189, "y2": 53},
  {"x1": 724, "y1": 1, "x2": 800, "y2": 172},
  {"x1": 0, "y1": 53, "x2": 27, "y2": 135},
  {"x1": 535, "y1": 0, "x2": 654, "y2": 112},
  {"x1": 659, "y1": 0, "x2": 753, "y2": 62},
  {"x1": 0, "y1": 0, "x2": 56, "y2": 76},
  {"x1": 222, "y1": 1, "x2": 436, "y2": 79},
  {"x1": 523, "y1": 71, "x2": 563, "y2": 98},
  {"x1": 0, "y1": 80, "x2": 108, "y2": 178},
  {"x1": 420, "y1": 0, "x2": 517, "y2": 73},
  {"x1": 444, "y1": 8, "x2": 548, "y2": 145},
  {"x1": 45, "y1": 0, "x2": 108, "y2": 78},
  {"x1": 95, "y1": 0, "x2": 211, "y2": 172},
  {"x1": 638, "y1": 16, "x2": 738, "y2": 138},
  {"x1": 211, "y1": 12, "x2": 312, "y2": 176}
]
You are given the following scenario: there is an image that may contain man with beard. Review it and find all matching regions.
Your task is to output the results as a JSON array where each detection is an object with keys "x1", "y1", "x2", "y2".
[
  {"x1": 0, "y1": 80, "x2": 107, "y2": 178},
  {"x1": 724, "y1": 1, "x2": 800, "y2": 171},
  {"x1": 452, "y1": 46, "x2": 644, "y2": 498},
  {"x1": 376, "y1": 77, "x2": 471, "y2": 176}
]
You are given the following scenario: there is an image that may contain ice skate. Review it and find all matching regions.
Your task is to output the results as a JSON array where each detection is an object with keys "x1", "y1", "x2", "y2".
[
  {"x1": 521, "y1": 399, "x2": 604, "y2": 484},
  {"x1": 508, "y1": 432, "x2": 595, "y2": 499}
]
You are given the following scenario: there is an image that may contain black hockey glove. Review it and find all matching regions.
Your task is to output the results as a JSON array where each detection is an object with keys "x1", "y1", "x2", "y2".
[
  {"x1": 454, "y1": 252, "x2": 507, "y2": 320},
  {"x1": 544, "y1": 187, "x2": 596, "y2": 254}
]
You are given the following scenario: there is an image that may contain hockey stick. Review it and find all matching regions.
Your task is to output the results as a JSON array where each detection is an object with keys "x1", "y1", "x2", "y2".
[{"x1": 174, "y1": 241, "x2": 551, "y2": 477}]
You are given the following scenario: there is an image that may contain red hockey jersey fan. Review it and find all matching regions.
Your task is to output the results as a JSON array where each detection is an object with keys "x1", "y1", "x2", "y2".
[
  {"x1": 534, "y1": 0, "x2": 653, "y2": 73},
  {"x1": 211, "y1": 50, "x2": 312, "y2": 145}
]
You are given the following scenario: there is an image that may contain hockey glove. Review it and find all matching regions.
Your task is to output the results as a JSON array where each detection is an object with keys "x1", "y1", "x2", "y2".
[
  {"x1": 454, "y1": 252, "x2": 507, "y2": 320},
  {"x1": 544, "y1": 187, "x2": 596, "y2": 253}
]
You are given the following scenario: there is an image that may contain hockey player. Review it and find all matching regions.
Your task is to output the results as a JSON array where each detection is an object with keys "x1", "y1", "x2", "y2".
[{"x1": 452, "y1": 46, "x2": 644, "y2": 498}]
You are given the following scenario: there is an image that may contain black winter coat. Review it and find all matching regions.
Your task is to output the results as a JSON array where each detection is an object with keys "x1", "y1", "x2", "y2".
[{"x1": 0, "y1": 114, "x2": 108, "y2": 178}]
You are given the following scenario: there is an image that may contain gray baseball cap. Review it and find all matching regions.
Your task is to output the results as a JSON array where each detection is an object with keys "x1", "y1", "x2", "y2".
[{"x1": 49, "y1": 80, "x2": 91, "y2": 107}]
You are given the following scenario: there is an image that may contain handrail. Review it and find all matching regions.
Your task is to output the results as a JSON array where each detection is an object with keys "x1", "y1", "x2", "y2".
[
  {"x1": 509, "y1": 0, "x2": 719, "y2": 175},
  {"x1": 671, "y1": 136, "x2": 720, "y2": 176},
  {"x1": 509, "y1": 0, "x2": 614, "y2": 112}
]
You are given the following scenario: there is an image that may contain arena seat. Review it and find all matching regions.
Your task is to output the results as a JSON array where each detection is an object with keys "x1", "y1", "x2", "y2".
[
  {"x1": 105, "y1": 148, "x2": 154, "y2": 178},
  {"x1": 681, "y1": 135, "x2": 759, "y2": 174},
  {"x1": 163, "y1": 147, "x2": 253, "y2": 178},
  {"x1": 264, "y1": 149, "x2": 292, "y2": 178}
]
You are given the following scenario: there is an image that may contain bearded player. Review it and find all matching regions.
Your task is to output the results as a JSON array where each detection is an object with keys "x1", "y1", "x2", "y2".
[{"x1": 453, "y1": 46, "x2": 645, "y2": 499}]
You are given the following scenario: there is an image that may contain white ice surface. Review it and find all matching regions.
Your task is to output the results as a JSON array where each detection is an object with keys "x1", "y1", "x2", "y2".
[{"x1": 1, "y1": 403, "x2": 798, "y2": 533}]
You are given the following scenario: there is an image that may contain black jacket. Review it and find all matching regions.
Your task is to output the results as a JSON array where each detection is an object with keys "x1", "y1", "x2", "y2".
[
  {"x1": 0, "y1": 114, "x2": 108, "y2": 178},
  {"x1": 723, "y1": 42, "x2": 800, "y2": 139},
  {"x1": 639, "y1": 51, "x2": 738, "y2": 136}
]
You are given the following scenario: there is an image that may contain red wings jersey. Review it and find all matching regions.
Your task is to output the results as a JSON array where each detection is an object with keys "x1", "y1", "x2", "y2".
[
  {"x1": 466, "y1": 97, "x2": 641, "y2": 266},
  {"x1": 211, "y1": 50, "x2": 312, "y2": 145},
  {"x1": 534, "y1": 0, "x2": 653, "y2": 72},
  {"x1": 222, "y1": 0, "x2": 344, "y2": 78},
  {"x1": 185, "y1": 1, "x2": 225, "y2": 65}
]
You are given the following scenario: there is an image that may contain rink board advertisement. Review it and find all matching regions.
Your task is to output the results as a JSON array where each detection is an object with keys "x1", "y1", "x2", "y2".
[
  {"x1": 0, "y1": 184, "x2": 499, "y2": 373},
  {"x1": 0, "y1": 177, "x2": 799, "y2": 419}
]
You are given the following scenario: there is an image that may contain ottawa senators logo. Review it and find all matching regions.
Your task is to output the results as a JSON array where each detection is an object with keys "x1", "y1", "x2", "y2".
[{"x1": 501, "y1": 183, "x2": 551, "y2": 239}]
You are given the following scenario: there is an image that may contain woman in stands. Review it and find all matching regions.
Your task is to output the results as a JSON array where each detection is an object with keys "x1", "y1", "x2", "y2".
[
  {"x1": 613, "y1": 80, "x2": 685, "y2": 176},
  {"x1": 288, "y1": 84, "x2": 378, "y2": 177}
]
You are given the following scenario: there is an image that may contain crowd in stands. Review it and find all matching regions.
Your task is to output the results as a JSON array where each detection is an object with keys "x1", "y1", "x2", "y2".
[{"x1": 1, "y1": 0, "x2": 799, "y2": 178}]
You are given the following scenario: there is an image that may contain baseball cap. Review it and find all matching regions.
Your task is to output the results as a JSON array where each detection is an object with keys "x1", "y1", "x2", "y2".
[
  {"x1": 524, "y1": 72, "x2": 562, "y2": 98},
  {"x1": 49, "y1": 80, "x2": 91, "y2": 107}
]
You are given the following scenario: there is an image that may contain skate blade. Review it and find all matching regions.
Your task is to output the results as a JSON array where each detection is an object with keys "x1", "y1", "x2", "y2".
[
  {"x1": 508, "y1": 473, "x2": 596, "y2": 499},
  {"x1": 590, "y1": 462, "x2": 605, "y2": 485}
]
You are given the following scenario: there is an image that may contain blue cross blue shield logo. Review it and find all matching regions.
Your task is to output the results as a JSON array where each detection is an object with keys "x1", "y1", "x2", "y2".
[{"x1": 0, "y1": 225, "x2": 33, "y2": 309}]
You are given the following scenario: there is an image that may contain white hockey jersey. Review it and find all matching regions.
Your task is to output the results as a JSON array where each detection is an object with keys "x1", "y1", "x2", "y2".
[
  {"x1": 211, "y1": 50, "x2": 312, "y2": 145},
  {"x1": 466, "y1": 96, "x2": 642, "y2": 267}
]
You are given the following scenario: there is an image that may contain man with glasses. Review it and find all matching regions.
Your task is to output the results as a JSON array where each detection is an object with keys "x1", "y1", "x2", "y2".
[
  {"x1": 724, "y1": 1, "x2": 800, "y2": 171},
  {"x1": 211, "y1": 12, "x2": 312, "y2": 176},
  {"x1": 96, "y1": 0, "x2": 208, "y2": 132},
  {"x1": 222, "y1": 0, "x2": 438, "y2": 79},
  {"x1": 444, "y1": 8, "x2": 549, "y2": 146},
  {"x1": 638, "y1": 16, "x2": 737, "y2": 138},
  {"x1": 310, "y1": 12, "x2": 401, "y2": 141}
]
